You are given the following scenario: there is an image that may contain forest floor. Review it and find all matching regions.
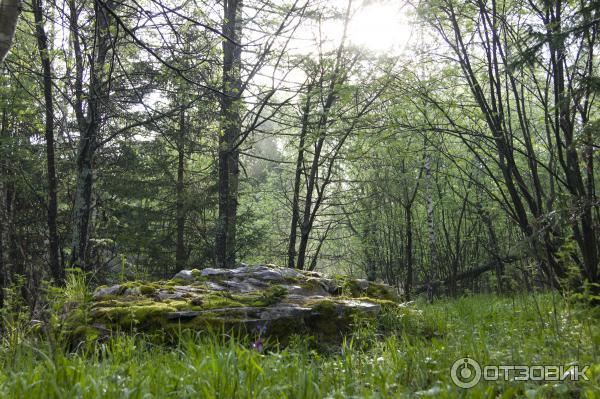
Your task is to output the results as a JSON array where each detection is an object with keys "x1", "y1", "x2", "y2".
[{"x1": 0, "y1": 293, "x2": 597, "y2": 398}]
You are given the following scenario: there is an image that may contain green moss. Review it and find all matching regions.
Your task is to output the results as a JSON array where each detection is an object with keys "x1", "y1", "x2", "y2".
[
  {"x1": 311, "y1": 299, "x2": 338, "y2": 316},
  {"x1": 343, "y1": 279, "x2": 364, "y2": 297},
  {"x1": 366, "y1": 283, "x2": 397, "y2": 301},
  {"x1": 299, "y1": 278, "x2": 326, "y2": 293},
  {"x1": 91, "y1": 293, "x2": 118, "y2": 301},
  {"x1": 197, "y1": 293, "x2": 245, "y2": 309},
  {"x1": 111, "y1": 281, "x2": 162, "y2": 296},
  {"x1": 92, "y1": 298, "x2": 156, "y2": 308},
  {"x1": 208, "y1": 297, "x2": 245, "y2": 308},
  {"x1": 282, "y1": 275, "x2": 302, "y2": 284},
  {"x1": 140, "y1": 285, "x2": 157, "y2": 296},
  {"x1": 304, "y1": 300, "x2": 349, "y2": 342},
  {"x1": 166, "y1": 278, "x2": 190, "y2": 287},
  {"x1": 191, "y1": 297, "x2": 203, "y2": 306},
  {"x1": 92, "y1": 302, "x2": 178, "y2": 329},
  {"x1": 339, "y1": 278, "x2": 397, "y2": 301},
  {"x1": 162, "y1": 299, "x2": 189, "y2": 309},
  {"x1": 252, "y1": 285, "x2": 287, "y2": 307},
  {"x1": 213, "y1": 286, "x2": 287, "y2": 308},
  {"x1": 82, "y1": 272, "x2": 399, "y2": 344}
]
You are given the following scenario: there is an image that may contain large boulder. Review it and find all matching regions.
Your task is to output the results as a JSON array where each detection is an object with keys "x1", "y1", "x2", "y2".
[{"x1": 85, "y1": 265, "x2": 405, "y2": 344}]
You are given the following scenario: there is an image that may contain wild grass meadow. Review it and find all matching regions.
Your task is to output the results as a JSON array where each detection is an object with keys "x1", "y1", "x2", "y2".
[{"x1": 1, "y1": 290, "x2": 597, "y2": 398}]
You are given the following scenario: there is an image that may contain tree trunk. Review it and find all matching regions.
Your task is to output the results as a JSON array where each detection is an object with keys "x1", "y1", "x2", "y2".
[
  {"x1": 33, "y1": 0, "x2": 61, "y2": 282},
  {"x1": 295, "y1": 106, "x2": 333, "y2": 270},
  {"x1": 0, "y1": 108, "x2": 6, "y2": 307},
  {"x1": 293, "y1": 1, "x2": 353, "y2": 270},
  {"x1": 70, "y1": 146, "x2": 94, "y2": 269},
  {"x1": 0, "y1": 110, "x2": 21, "y2": 280},
  {"x1": 545, "y1": 1, "x2": 598, "y2": 286},
  {"x1": 424, "y1": 147, "x2": 437, "y2": 301},
  {"x1": 69, "y1": 0, "x2": 114, "y2": 271},
  {"x1": 175, "y1": 109, "x2": 186, "y2": 271},
  {"x1": 296, "y1": 137, "x2": 323, "y2": 270},
  {"x1": 438, "y1": 1, "x2": 565, "y2": 287},
  {"x1": 0, "y1": 0, "x2": 22, "y2": 63},
  {"x1": 216, "y1": 0, "x2": 243, "y2": 269},
  {"x1": 5, "y1": 178, "x2": 20, "y2": 277},
  {"x1": 404, "y1": 205, "x2": 413, "y2": 300},
  {"x1": 287, "y1": 85, "x2": 312, "y2": 269},
  {"x1": 479, "y1": 203, "x2": 504, "y2": 293},
  {"x1": 0, "y1": 211, "x2": 3, "y2": 307},
  {"x1": 414, "y1": 256, "x2": 521, "y2": 295},
  {"x1": 0, "y1": 158, "x2": 4, "y2": 308},
  {"x1": 307, "y1": 221, "x2": 332, "y2": 272}
]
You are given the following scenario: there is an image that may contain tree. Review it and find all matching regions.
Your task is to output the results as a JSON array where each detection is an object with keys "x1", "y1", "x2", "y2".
[
  {"x1": 417, "y1": 0, "x2": 599, "y2": 290},
  {"x1": 286, "y1": 1, "x2": 392, "y2": 270},
  {"x1": 0, "y1": 0, "x2": 22, "y2": 63},
  {"x1": 216, "y1": 0, "x2": 308, "y2": 268},
  {"x1": 67, "y1": 0, "x2": 119, "y2": 270},
  {"x1": 32, "y1": 0, "x2": 61, "y2": 282},
  {"x1": 216, "y1": 0, "x2": 244, "y2": 269}
]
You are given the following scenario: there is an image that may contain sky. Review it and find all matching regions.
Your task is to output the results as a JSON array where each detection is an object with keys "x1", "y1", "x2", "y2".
[
  {"x1": 333, "y1": 0, "x2": 414, "y2": 53},
  {"x1": 251, "y1": 0, "x2": 416, "y2": 93},
  {"x1": 284, "y1": 0, "x2": 415, "y2": 55}
]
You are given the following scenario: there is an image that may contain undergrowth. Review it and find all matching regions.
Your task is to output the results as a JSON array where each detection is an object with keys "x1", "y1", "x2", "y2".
[{"x1": 0, "y1": 288, "x2": 597, "y2": 398}]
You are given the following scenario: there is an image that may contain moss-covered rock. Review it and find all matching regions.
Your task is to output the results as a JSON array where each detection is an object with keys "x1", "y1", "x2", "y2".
[
  {"x1": 80, "y1": 264, "x2": 412, "y2": 345},
  {"x1": 340, "y1": 277, "x2": 398, "y2": 301}
]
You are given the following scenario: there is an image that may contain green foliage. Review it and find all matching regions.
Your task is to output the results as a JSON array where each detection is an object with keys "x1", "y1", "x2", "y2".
[
  {"x1": 40, "y1": 269, "x2": 95, "y2": 349},
  {"x1": 340, "y1": 278, "x2": 397, "y2": 301},
  {"x1": 0, "y1": 277, "x2": 34, "y2": 352},
  {"x1": 0, "y1": 294, "x2": 597, "y2": 398},
  {"x1": 62, "y1": 268, "x2": 91, "y2": 305}
]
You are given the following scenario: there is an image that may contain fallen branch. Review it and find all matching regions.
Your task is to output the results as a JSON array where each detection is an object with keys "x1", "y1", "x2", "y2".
[{"x1": 413, "y1": 256, "x2": 522, "y2": 294}]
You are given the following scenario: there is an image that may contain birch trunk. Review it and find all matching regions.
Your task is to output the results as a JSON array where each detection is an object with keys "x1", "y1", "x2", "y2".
[{"x1": 424, "y1": 148, "x2": 437, "y2": 301}]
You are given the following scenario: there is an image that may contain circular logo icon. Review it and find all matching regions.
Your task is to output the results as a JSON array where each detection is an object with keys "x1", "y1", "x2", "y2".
[{"x1": 451, "y1": 357, "x2": 482, "y2": 388}]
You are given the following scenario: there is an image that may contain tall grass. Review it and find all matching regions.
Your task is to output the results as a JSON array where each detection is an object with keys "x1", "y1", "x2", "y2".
[{"x1": 0, "y1": 293, "x2": 597, "y2": 398}]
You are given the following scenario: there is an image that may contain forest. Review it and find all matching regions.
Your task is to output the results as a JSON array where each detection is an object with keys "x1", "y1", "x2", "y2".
[{"x1": 0, "y1": 0, "x2": 598, "y2": 397}]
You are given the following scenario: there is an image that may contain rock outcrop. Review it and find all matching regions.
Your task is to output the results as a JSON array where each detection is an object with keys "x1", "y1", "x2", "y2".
[{"x1": 82, "y1": 265, "x2": 405, "y2": 344}]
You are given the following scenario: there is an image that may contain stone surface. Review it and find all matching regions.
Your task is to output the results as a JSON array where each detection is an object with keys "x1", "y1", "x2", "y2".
[
  {"x1": 87, "y1": 264, "x2": 402, "y2": 343},
  {"x1": 173, "y1": 270, "x2": 195, "y2": 280},
  {"x1": 92, "y1": 284, "x2": 122, "y2": 298},
  {"x1": 355, "y1": 279, "x2": 370, "y2": 290}
]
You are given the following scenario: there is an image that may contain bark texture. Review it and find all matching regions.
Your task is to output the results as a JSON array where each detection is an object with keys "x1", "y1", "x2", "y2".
[
  {"x1": 216, "y1": 0, "x2": 243, "y2": 269},
  {"x1": 33, "y1": 0, "x2": 62, "y2": 282},
  {"x1": 175, "y1": 109, "x2": 187, "y2": 271},
  {"x1": 69, "y1": 0, "x2": 115, "y2": 270},
  {"x1": 0, "y1": 0, "x2": 22, "y2": 63}
]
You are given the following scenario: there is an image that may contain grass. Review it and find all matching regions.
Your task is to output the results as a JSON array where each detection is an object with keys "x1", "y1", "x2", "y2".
[{"x1": 0, "y1": 292, "x2": 598, "y2": 398}]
